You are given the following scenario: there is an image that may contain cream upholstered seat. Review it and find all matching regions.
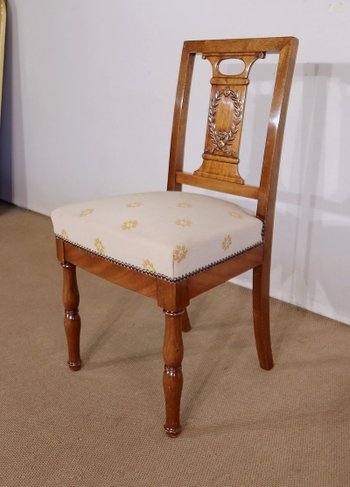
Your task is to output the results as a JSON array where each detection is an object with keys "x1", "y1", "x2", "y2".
[
  {"x1": 51, "y1": 191, "x2": 263, "y2": 281},
  {"x1": 51, "y1": 37, "x2": 298, "y2": 437}
]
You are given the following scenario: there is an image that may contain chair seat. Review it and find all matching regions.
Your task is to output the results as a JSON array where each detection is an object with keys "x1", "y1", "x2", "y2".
[{"x1": 51, "y1": 191, "x2": 263, "y2": 281}]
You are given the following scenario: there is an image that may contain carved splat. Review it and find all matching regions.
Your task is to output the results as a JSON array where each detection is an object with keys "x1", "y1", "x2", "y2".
[{"x1": 194, "y1": 51, "x2": 265, "y2": 184}]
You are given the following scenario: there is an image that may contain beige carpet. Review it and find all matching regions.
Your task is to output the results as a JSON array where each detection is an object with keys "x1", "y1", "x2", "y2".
[{"x1": 1, "y1": 200, "x2": 350, "y2": 487}]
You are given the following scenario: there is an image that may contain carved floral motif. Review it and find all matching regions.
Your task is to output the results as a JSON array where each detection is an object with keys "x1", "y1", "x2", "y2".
[{"x1": 205, "y1": 88, "x2": 243, "y2": 156}]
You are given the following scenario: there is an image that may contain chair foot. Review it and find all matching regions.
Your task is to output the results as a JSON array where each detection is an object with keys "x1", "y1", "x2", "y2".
[
  {"x1": 163, "y1": 308, "x2": 184, "y2": 437},
  {"x1": 67, "y1": 360, "x2": 81, "y2": 371},
  {"x1": 164, "y1": 425, "x2": 182, "y2": 438},
  {"x1": 260, "y1": 358, "x2": 273, "y2": 371},
  {"x1": 62, "y1": 262, "x2": 82, "y2": 371}
]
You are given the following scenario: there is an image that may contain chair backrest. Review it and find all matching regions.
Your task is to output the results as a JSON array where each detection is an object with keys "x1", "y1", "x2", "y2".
[{"x1": 167, "y1": 37, "x2": 298, "y2": 230}]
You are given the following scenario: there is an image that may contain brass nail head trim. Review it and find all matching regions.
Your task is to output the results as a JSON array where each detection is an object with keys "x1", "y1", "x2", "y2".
[
  {"x1": 163, "y1": 309, "x2": 185, "y2": 317},
  {"x1": 65, "y1": 310, "x2": 79, "y2": 320},
  {"x1": 164, "y1": 425, "x2": 182, "y2": 437},
  {"x1": 164, "y1": 365, "x2": 182, "y2": 377},
  {"x1": 67, "y1": 360, "x2": 81, "y2": 370}
]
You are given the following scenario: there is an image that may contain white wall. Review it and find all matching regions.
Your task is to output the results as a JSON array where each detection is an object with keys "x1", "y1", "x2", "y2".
[{"x1": 1, "y1": 0, "x2": 349, "y2": 324}]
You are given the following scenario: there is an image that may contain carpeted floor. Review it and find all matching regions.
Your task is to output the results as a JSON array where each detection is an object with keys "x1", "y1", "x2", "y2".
[{"x1": 1, "y1": 200, "x2": 350, "y2": 487}]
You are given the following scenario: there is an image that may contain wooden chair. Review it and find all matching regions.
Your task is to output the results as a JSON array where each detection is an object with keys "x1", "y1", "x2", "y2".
[{"x1": 51, "y1": 37, "x2": 298, "y2": 437}]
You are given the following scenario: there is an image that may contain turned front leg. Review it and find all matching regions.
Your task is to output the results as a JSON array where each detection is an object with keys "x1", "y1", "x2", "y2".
[
  {"x1": 163, "y1": 308, "x2": 184, "y2": 437},
  {"x1": 62, "y1": 262, "x2": 81, "y2": 371}
]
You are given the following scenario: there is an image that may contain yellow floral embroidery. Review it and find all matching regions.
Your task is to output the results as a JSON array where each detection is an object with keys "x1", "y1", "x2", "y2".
[
  {"x1": 127, "y1": 202, "x2": 143, "y2": 208},
  {"x1": 173, "y1": 245, "x2": 188, "y2": 263},
  {"x1": 177, "y1": 202, "x2": 192, "y2": 208},
  {"x1": 143, "y1": 259, "x2": 156, "y2": 272},
  {"x1": 175, "y1": 219, "x2": 192, "y2": 227},
  {"x1": 61, "y1": 229, "x2": 68, "y2": 239},
  {"x1": 121, "y1": 220, "x2": 139, "y2": 230},
  {"x1": 80, "y1": 208, "x2": 95, "y2": 217},
  {"x1": 222, "y1": 235, "x2": 232, "y2": 251},
  {"x1": 94, "y1": 238, "x2": 105, "y2": 254},
  {"x1": 228, "y1": 210, "x2": 242, "y2": 218}
]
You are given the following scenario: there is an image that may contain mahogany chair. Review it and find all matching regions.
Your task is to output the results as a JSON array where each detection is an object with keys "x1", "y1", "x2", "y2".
[{"x1": 51, "y1": 37, "x2": 298, "y2": 437}]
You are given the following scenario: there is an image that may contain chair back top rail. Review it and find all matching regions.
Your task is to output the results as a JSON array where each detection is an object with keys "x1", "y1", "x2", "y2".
[{"x1": 167, "y1": 36, "x2": 298, "y2": 224}]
